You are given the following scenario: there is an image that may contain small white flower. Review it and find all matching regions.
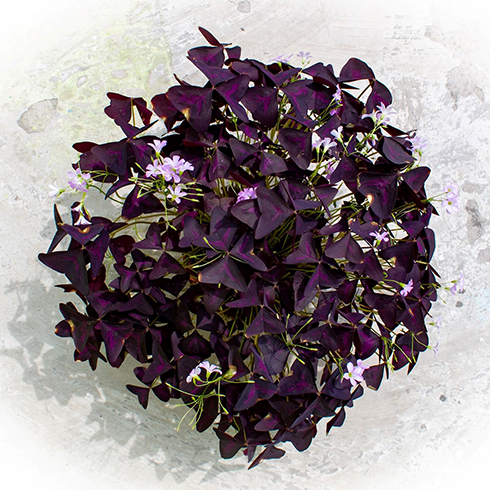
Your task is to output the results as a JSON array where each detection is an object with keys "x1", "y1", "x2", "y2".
[
  {"x1": 186, "y1": 366, "x2": 202, "y2": 383},
  {"x1": 74, "y1": 215, "x2": 91, "y2": 226},
  {"x1": 49, "y1": 181, "x2": 62, "y2": 199},
  {"x1": 330, "y1": 127, "x2": 343, "y2": 141}
]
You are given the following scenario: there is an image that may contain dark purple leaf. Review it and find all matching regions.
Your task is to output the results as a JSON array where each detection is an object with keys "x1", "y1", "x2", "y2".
[
  {"x1": 358, "y1": 172, "x2": 398, "y2": 220},
  {"x1": 402, "y1": 167, "x2": 430, "y2": 193},
  {"x1": 255, "y1": 187, "x2": 293, "y2": 240},
  {"x1": 122, "y1": 186, "x2": 164, "y2": 220},
  {"x1": 339, "y1": 58, "x2": 375, "y2": 82},
  {"x1": 277, "y1": 359, "x2": 317, "y2": 396},
  {"x1": 366, "y1": 80, "x2": 392, "y2": 114},
  {"x1": 126, "y1": 384, "x2": 150, "y2": 409},
  {"x1": 257, "y1": 335, "x2": 289, "y2": 375},
  {"x1": 381, "y1": 137, "x2": 415, "y2": 165},
  {"x1": 199, "y1": 256, "x2": 247, "y2": 292},
  {"x1": 241, "y1": 87, "x2": 278, "y2": 127},
  {"x1": 248, "y1": 444, "x2": 285, "y2": 469},
  {"x1": 230, "y1": 232, "x2": 267, "y2": 271},
  {"x1": 245, "y1": 308, "x2": 286, "y2": 337},
  {"x1": 167, "y1": 86, "x2": 213, "y2": 133},
  {"x1": 234, "y1": 376, "x2": 277, "y2": 411},
  {"x1": 216, "y1": 74, "x2": 250, "y2": 121},
  {"x1": 231, "y1": 199, "x2": 260, "y2": 229},
  {"x1": 39, "y1": 249, "x2": 89, "y2": 296},
  {"x1": 105, "y1": 92, "x2": 152, "y2": 126},
  {"x1": 277, "y1": 128, "x2": 312, "y2": 170},
  {"x1": 133, "y1": 223, "x2": 162, "y2": 250},
  {"x1": 99, "y1": 321, "x2": 133, "y2": 366},
  {"x1": 324, "y1": 233, "x2": 364, "y2": 264},
  {"x1": 151, "y1": 93, "x2": 182, "y2": 131},
  {"x1": 303, "y1": 62, "x2": 338, "y2": 87}
]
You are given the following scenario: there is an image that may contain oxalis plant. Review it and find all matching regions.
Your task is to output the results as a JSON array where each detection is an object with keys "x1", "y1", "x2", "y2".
[{"x1": 40, "y1": 28, "x2": 453, "y2": 468}]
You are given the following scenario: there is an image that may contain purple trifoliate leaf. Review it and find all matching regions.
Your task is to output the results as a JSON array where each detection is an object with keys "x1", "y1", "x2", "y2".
[
  {"x1": 229, "y1": 232, "x2": 267, "y2": 271},
  {"x1": 338, "y1": 58, "x2": 375, "y2": 82},
  {"x1": 402, "y1": 166, "x2": 430, "y2": 193},
  {"x1": 198, "y1": 255, "x2": 247, "y2": 292},
  {"x1": 257, "y1": 335, "x2": 289, "y2": 375},
  {"x1": 231, "y1": 199, "x2": 260, "y2": 229},
  {"x1": 167, "y1": 86, "x2": 213, "y2": 134},
  {"x1": 104, "y1": 92, "x2": 152, "y2": 126},
  {"x1": 255, "y1": 187, "x2": 293, "y2": 240},
  {"x1": 234, "y1": 376, "x2": 277, "y2": 411},
  {"x1": 122, "y1": 186, "x2": 164, "y2": 220},
  {"x1": 151, "y1": 93, "x2": 182, "y2": 131},
  {"x1": 99, "y1": 321, "x2": 133, "y2": 366},
  {"x1": 303, "y1": 62, "x2": 338, "y2": 87},
  {"x1": 277, "y1": 128, "x2": 312, "y2": 170},
  {"x1": 241, "y1": 86, "x2": 278, "y2": 127},
  {"x1": 245, "y1": 308, "x2": 286, "y2": 337},
  {"x1": 358, "y1": 172, "x2": 398, "y2": 220},
  {"x1": 381, "y1": 137, "x2": 415, "y2": 165},
  {"x1": 216, "y1": 74, "x2": 250, "y2": 121},
  {"x1": 366, "y1": 80, "x2": 393, "y2": 114},
  {"x1": 126, "y1": 384, "x2": 150, "y2": 409},
  {"x1": 91, "y1": 141, "x2": 128, "y2": 176},
  {"x1": 59, "y1": 302, "x2": 95, "y2": 353},
  {"x1": 277, "y1": 358, "x2": 317, "y2": 396},
  {"x1": 324, "y1": 233, "x2": 364, "y2": 264},
  {"x1": 39, "y1": 249, "x2": 89, "y2": 296}
]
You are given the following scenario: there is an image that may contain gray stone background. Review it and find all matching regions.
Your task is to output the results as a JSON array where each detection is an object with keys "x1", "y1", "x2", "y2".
[{"x1": 1, "y1": 0, "x2": 489, "y2": 488}]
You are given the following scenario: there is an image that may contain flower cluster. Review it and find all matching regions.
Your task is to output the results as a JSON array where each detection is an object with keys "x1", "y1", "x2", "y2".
[{"x1": 39, "y1": 28, "x2": 443, "y2": 468}]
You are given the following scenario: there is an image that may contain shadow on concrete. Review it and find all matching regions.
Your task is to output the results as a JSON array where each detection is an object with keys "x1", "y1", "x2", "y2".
[{"x1": 2, "y1": 269, "x2": 248, "y2": 485}]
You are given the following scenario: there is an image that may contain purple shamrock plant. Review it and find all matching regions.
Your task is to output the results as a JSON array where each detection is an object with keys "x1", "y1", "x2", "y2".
[{"x1": 39, "y1": 27, "x2": 446, "y2": 468}]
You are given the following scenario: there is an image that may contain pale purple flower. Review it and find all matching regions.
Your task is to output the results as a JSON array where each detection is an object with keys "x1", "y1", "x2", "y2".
[
  {"x1": 178, "y1": 160, "x2": 194, "y2": 173},
  {"x1": 49, "y1": 181, "x2": 62, "y2": 199},
  {"x1": 443, "y1": 182, "x2": 458, "y2": 196},
  {"x1": 198, "y1": 361, "x2": 222, "y2": 375},
  {"x1": 160, "y1": 155, "x2": 193, "y2": 183},
  {"x1": 333, "y1": 85, "x2": 342, "y2": 102},
  {"x1": 148, "y1": 139, "x2": 167, "y2": 156},
  {"x1": 74, "y1": 214, "x2": 91, "y2": 226},
  {"x1": 343, "y1": 361, "x2": 366, "y2": 387},
  {"x1": 400, "y1": 279, "x2": 414, "y2": 297},
  {"x1": 186, "y1": 366, "x2": 202, "y2": 383},
  {"x1": 435, "y1": 317, "x2": 442, "y2": 333},
  {"x1": 237, "y1": 187, "x2": 257, "y2": 203},
  {"x1": 369, "y1": 229, "x2": 389, "y2": 244},
  {"x1": 271, "y1": 54, "x2": 293, "y2": 64},
  {"x1": 297, "y1": 51, "x2": 312, "y2": 61},
  {"x1": 330, "y1": 127, "x2": 343, "y2": 141},
  {"x1": 145, "y1": 161, "x2": 164, "y2": 178},
  {"x1": 375, "y1": 103, "x2": 397, "y2": 124},
  {"x1": 433, "y1": 341, "x2": 439, "y2": 359},
  {"x1": 168, "y1": 185, "x2": 187, "y2": 204},
  {"x1": 312, "y1": 133, "x2": 337, "y2": 151},
  {"x1": 362, "y1": 103, "x2": 397, "y2": 125},
  {"x1": 67, "y1": 168, "x2": 91, "y2": 193},
  {"x1": 406, "y1": 135, "x2": 428, "y2": 155},
  {"x1": 450, "y1": 272, "x2": 464, "y2": 295},
  {"x1": 442, "y1": 183, "x2": 459, "y2": 214}
]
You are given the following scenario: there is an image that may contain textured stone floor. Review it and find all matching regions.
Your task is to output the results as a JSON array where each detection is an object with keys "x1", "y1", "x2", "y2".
[{"x1": 1, "y1": 1, "x2": 489, "y2": 488}]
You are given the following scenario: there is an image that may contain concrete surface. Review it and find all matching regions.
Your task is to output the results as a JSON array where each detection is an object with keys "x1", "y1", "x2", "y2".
[{"x1": 1, "y1": 1, "x2": 489, "y2": 489}]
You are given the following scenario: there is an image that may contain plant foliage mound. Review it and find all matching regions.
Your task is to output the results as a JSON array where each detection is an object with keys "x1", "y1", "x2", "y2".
[{"x1": 39, "y1": 28, "x2": 439, "y2": 468}]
